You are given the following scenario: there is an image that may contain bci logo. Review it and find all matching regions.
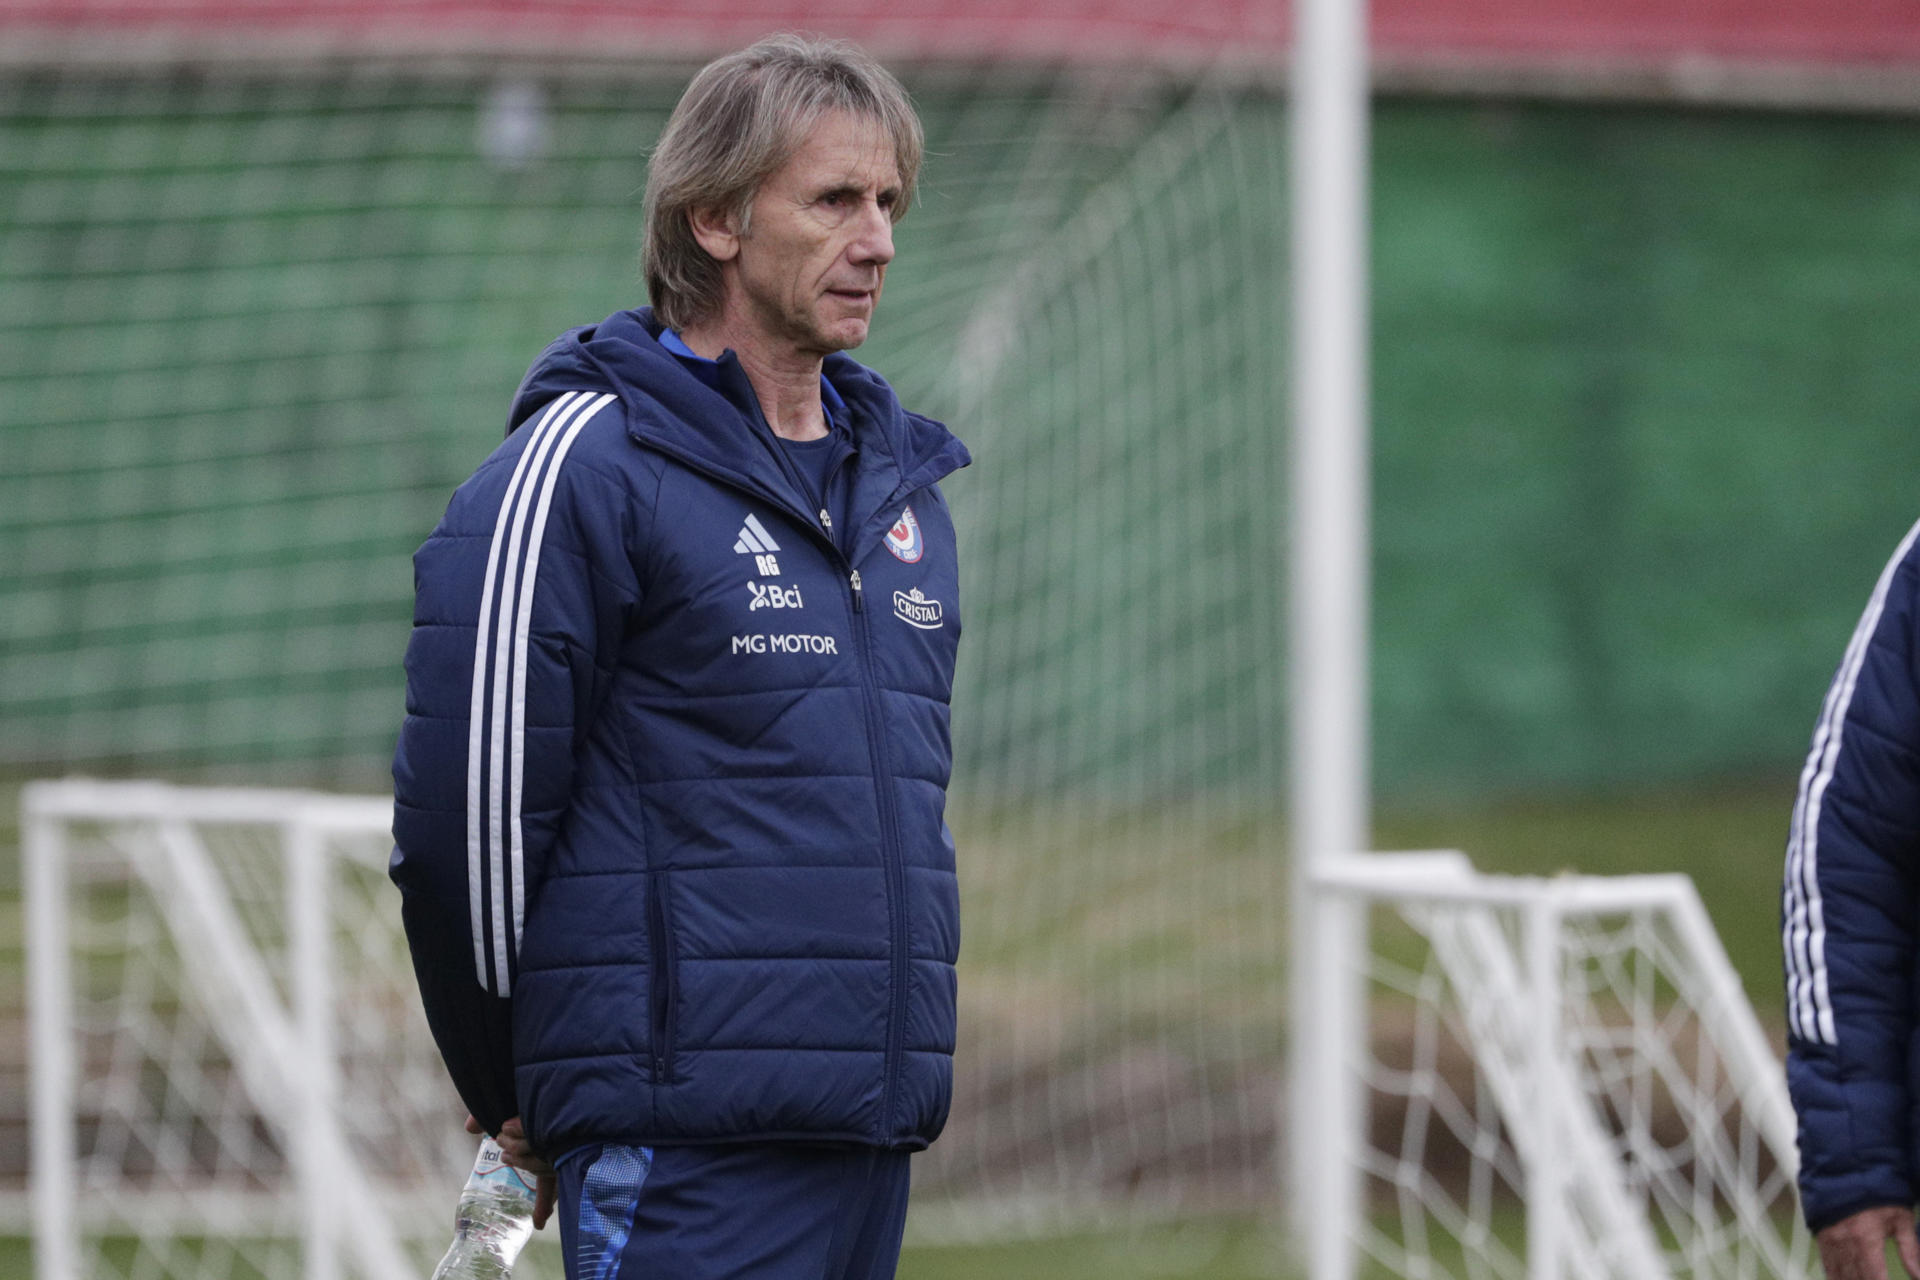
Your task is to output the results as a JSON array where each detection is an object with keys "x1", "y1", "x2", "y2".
[{"x1": 748, "y1": 582, "x2": 804, "y2": 611}]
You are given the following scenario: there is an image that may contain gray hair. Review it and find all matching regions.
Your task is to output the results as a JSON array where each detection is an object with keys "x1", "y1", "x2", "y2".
[{"x1": 642, "y1": 34, "x2": 924, "y2": 330}]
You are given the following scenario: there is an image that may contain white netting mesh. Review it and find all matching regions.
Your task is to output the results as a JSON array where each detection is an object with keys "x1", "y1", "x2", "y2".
[
  {"x1": 0, "y1": 66, "x2": 1287, "y2": 783},
  {"x1": 32, "y1": 778, "x2": 1289, "y2": 1278},
  {"x1": 915, "y1": 803, "x2": 1288, "y2": 1236},
  {"x1": 33, "y1": 796, "x2": 1815, "y2": 1280},
  {"x1": 34, "y1": 785, "x2": 567, "y2": 1280},
  {"x1": 8, "y1": 53, "x2": 1294, "y2": 1263},
  {"x1": 1348, "y1": 870, "x2": 1814, "y2": 1280},
  {"x1": 904, "y1": 80, "x2": 1291, "y2": 1234}
]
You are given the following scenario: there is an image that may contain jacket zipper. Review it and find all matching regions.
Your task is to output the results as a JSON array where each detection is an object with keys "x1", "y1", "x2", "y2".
[
  {"x1": 846, "y1": 567, "x2": 906, "y2": 1138},
  {"x1": 749, "y1": 400, "x2": 907, "y2": 1128},
  {"x1": 647, "y1": 870, "x2": 675, "y2": 1083},
  {"x1": 629, "y1": 434, "x2": 941, "y2": 1140}
]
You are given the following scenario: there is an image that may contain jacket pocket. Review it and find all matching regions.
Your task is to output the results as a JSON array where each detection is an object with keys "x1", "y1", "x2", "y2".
[{"x1": 647, "y1": 871, "x2": 678, "y2": 1084}]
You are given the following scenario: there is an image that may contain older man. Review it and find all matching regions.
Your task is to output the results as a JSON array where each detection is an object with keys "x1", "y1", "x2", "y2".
[{"x1": 390, "y1": 35, "x2": 968, "y2": 1280}]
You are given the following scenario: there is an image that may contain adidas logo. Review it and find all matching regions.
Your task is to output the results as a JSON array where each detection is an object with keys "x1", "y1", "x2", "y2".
[{"x1": 733, "y1": 513, "x2": 781, "y2": 577}]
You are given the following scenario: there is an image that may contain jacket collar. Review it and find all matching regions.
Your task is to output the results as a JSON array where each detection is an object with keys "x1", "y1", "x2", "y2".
[{"x1": 518, "y1": 308, "x2": 969, "y2": 541}]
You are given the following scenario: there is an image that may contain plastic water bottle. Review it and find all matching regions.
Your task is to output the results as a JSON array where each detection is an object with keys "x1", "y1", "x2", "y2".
[{"x1": 429, "y1": 1136, "x2": 537, "y2": 1279}]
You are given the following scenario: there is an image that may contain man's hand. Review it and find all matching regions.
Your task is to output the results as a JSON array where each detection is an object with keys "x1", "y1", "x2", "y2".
[
  {"x1": 465, "y1": 1113, "x2": 558, "y2": 1229},
  {"x1": 1819, "y1": 1205, "x2": 1920, "y2": 1279}
]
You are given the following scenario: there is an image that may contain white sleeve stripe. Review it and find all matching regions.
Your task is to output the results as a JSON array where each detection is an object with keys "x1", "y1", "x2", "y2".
[
  {"x1": 1786, "y1": 658, "x2": 1857, "y2": 1039},
  {"x1": 508, "y1": 393, "x2": 617, "y2": 959},
  {"x1": 1785, "y1": 636, "x2": 1856, "y2": 1039},
  {"x1": 1785, "y1": 580, "x2": 1881, "y2": 1040},
  {"x1": 1789, "y1": 587, "x2": 1881, "y2": 1043},
  {"x1": 1790, "y1": 523, "x2": 1917, "y2": 1042},
  {"x1": 486, "y1": 391, "x2": 595, "y2": 994},
  {"x1": 464, "y1": 392, "x2": 585, "y2": 994},
  {"x1": 466, "y1": 392, "x2": 580, "y2": 991},
  {"x1": 1782, "y1": 515, "x2": 1920, "y2": 1044},
  {"x1": 1786, "y1": 565, "x2": 1881, "y2": 1037}
]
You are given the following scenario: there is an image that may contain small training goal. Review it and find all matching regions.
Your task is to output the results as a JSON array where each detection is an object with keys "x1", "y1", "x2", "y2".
[{"x1": 1302, "y1": 850, "x2": 1812, "y2": 1280}]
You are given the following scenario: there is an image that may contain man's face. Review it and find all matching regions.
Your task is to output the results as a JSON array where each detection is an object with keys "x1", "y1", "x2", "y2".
[{"x1": 726, "y1": 111, "x2": 902, "y2": 356}]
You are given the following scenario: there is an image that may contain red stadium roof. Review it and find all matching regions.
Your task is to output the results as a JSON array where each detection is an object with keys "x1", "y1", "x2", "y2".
[{"x1": 4, "y1": 0, "x2": 1916, "y2": 75}]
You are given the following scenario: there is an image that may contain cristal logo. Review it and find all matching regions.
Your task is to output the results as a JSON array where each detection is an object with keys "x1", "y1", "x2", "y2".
[
  {"x1": 892, "y1": 587, "x2": 943, "y2": 630},
  {"x1": 748, "y1": 582, "x2": 804, "y2": 611}
]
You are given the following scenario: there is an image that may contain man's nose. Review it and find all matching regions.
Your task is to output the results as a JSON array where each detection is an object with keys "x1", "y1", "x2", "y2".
[{"x1": 851, "y1": 201, "x2": 895, "y2": 266}]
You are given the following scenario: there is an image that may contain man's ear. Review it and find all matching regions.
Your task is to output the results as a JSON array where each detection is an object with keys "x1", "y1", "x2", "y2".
[{"x1": 689, "y1": 206, "x2": 741, "y2": 263}]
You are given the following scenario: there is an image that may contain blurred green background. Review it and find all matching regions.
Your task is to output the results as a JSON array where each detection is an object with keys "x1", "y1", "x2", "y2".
[
  {"x1": 5, "y1": 67, "x2": 1916, "y2": 1276},
  {"x1": 5, "y1": 83, "x2": 1918, "y2": 795}
]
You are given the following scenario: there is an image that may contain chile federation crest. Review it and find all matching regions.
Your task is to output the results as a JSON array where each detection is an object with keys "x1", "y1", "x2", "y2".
[{"x1": 884, "y1": 506, "x2": 925, "y2": 563}]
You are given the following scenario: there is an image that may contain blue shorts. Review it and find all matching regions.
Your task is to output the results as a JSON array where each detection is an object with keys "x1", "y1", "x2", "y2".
[{"x1": 555, "y1": 1143, "x2": 912, "y2": 1280}]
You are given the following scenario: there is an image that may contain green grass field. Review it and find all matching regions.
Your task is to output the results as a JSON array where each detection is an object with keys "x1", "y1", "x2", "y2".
[
  {"x1": 907, "y1": 1220, "x2": 1287, "y2": 1279},
  {"x1": 1375, "y1": 776, "x2": 1796, "y2": 1018},
  {"x1": 0, "y1": 1224, "x2": 1294, "y2": 1280}
]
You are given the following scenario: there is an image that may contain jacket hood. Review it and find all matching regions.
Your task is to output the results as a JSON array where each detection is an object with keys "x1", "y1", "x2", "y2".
[{"x1": 505, "y1": 308, "x2": 971, "y2": 522}]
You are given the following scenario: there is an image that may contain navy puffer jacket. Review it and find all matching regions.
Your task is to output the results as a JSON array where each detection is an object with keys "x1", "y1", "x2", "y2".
[
  {"x1": 390, "y1": 308, "x2": 970, "y2": 1155},
  {"x1": 1784, "y1": 517, "x2": 1920, "y2": 1230}
]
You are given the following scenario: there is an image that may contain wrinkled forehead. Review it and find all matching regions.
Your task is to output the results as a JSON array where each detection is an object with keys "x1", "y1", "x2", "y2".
[{"x1": 774, "y1": 108, "x2": 902, "y2": 190}]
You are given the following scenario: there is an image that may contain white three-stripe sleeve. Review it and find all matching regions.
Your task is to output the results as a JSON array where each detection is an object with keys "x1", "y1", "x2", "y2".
[
  {"x1": 1783, "y1": 515, "x2": 1920, "y2": 1045},
  {"x1": 486, "y1": 395, "x2": 594, "y2": 992},
  {"x1": 1785, "y1": 602, "x2": 1876, "y2": 1041},
  {"x1": 465, "y1": 392, "x2": 583, "y2": 992},
  {"x1": 508, "y1": 394, "x2": 617, "y2": 958},
  {"x1": 487, "y1": 391, "x2": 615, "y2": 993},
  {"x1": 460, "y1": 395, "x2": 587, "y2": 997}
]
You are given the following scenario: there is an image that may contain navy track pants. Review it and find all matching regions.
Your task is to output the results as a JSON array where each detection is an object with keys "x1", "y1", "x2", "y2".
[{"x1": 555, "y1": 1143, "x2": 912, "y2": 1280}]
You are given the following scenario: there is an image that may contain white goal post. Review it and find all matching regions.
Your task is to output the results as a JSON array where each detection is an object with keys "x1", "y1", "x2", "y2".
[
  {"x1": 1305, "y1": 851, "x2": 1814, "y2": 1280},
  {"x1": 22, "y1": 779, "x2": 528, "y2": 1280}
]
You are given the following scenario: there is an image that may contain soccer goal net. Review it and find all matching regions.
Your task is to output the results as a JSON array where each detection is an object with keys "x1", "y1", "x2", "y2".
[
  {"x1": 26, "y1": 782, "x2": 1811, "y2": 1280},
  {"x1": 22, "y1": 780, "x2": 521, "y2": 1280},
  {"x1": 0, "y1": 55, "x2": 1286, "y2": 781},
  {"x1": 24, "y1": 778, "x2": 1292, "y2": 1278},
  {"x1": 1306, "y1": 852, "x2": 1813, "y2": 1280},
  {"x1": 6, "y1": 44, "x2": 1296, "y2": 1256}
]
